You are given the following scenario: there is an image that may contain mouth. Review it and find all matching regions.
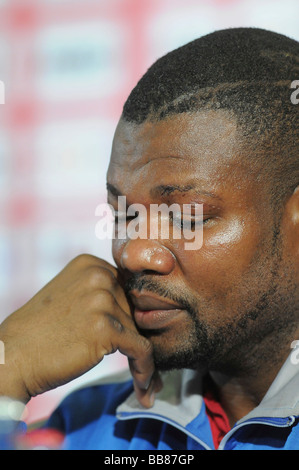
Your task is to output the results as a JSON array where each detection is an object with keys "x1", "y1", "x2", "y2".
[{"x1": 129, "y1": 289, "x2": 187, "y2": 330}]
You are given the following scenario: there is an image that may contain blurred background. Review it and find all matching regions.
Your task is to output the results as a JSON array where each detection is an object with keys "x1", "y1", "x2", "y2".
[{"x1": 0, "y1": 0, "x2": 298, "y2": 425}]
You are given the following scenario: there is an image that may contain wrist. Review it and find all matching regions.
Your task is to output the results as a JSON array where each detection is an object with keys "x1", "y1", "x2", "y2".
[{"x1": 0, "y1": 349, "x2": 30, "y2": 404}]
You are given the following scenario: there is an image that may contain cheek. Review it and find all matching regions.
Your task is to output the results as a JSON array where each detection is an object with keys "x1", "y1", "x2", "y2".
[
  {"x1": 205, "y1": 218, "x2": 244, "y2": 247},
  {"x1": 175, "y1": 219, "x2": 262, "y2": 296}
]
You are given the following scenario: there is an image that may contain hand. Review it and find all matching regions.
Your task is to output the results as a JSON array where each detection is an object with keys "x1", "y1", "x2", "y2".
[{"x1": 0, "y1": 254, "x2": 159, "y2": 407}]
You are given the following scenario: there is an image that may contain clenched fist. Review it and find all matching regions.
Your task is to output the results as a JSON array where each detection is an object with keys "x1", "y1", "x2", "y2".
[{"x1": 0, "y1": 254, "x2": 159, "y2": 407}]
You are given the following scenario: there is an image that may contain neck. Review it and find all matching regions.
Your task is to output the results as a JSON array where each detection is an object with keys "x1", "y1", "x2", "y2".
[{"x1": 209, "y1": 338, "x2": 295, "y2": 427}]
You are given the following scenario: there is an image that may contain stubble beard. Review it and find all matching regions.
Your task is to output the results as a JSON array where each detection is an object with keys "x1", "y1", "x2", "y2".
[
  {"x1": 126, "y1": 233, "x2": 298, "y2": 375},
  {"x1": 138, "y1": 274, "x2": 298, "y2": 376}
]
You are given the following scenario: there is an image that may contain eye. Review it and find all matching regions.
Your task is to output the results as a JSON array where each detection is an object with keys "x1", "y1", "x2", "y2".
[
  {"x1": 180, "y1": 215, "x2": 212, "y2": 229},
  {"x1": 114, "y1": 210, "x2": 138, "y2": 223},
  {"x1": 170, "y1": 206, "x2": 211, "y2": 230}
]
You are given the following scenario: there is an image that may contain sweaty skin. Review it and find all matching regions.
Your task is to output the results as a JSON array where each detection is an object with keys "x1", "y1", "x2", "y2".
[
  {"x1": 0, "y1": 110, "x2": 299, "y2": 426},
  {"x1": 108, "y1": 111, "x2": 299, "y2": 424}
]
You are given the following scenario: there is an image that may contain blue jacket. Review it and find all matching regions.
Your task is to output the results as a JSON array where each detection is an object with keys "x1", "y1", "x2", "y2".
[{"x1": 46, "y1": 353, "x2": 299, "y2": 450}]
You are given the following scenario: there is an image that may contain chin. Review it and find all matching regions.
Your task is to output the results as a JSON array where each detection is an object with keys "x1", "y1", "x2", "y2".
[
  {"x1": 139, "y1": 325, "x2": 210, "y2": 371},
  {"x1": 151, "y1": 342, "x2": 206, "y2": 371}
]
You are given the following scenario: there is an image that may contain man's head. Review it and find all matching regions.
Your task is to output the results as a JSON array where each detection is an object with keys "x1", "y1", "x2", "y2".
[{"x1": 107, "y1": 28, "x2": 299, "y2": 376}]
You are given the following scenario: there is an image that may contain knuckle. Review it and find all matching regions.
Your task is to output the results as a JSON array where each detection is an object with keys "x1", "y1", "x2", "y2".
[
  {"x1": 90, "y1": 312, "x2": 106, "y2": 334},
  {"x1": 86, "y1": 316, "x2": 112, "y2": 362},
  {"x1": 89, "y1": 312, "x2": 110, "y2": 339},
  {"x1": 90, "y1": 310, "x2": 122, "y2": 334},
  {"x1": 101, "y1": 268, "x2": 118, "y2": 289},
  {"x1": 89, "y1": 313, "x2": 124, "y2": 356},
  {"x1": 85, "y1": 266, "x2": 103, "y2": 288},
  {"x1": 91, "y1": 289, "x2": 116, "y2": 310},
  {"x1": 105, "y1": 313, "x2": 124, "y2": 333},
  {"x1": 86, "y1": 266, "x2": 117, "y2": 291},
  {"x1": 102, "y1": 289, "x2": 116, "y2": 308},
  {"x1": 72, "y1": 253, "x2": 94, "y2": 267}
]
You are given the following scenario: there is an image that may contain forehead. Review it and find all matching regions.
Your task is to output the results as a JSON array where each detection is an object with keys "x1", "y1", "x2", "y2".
[{"x1": 107, "y1": 110, "x2": 250, "y2": 200}]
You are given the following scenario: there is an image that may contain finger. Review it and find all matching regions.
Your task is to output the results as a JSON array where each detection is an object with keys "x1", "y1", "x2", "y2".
[
  {"x1": 87, "y1": 265, "x2": 132, "y2": 316},
  {"x1": 119, "y1": 331, "x2": 155, "y2": 392},
  {"x1": 101, "y1": 312, "x2": 155, "y2": 392},
  {"x1": 102, "y1": 268, "x2": 132, "y2": 316},
  {"x1": 128, "y1": 352, "x2": 155, "y2": 392},
  {"x1": 104, "y1": 304, "x2": 158, "y2": 403},
  {"x1": 88, "y1": 259, "x2": 132, "y2": 317},
  {"x1": 133, "y1": 371, "x2": 163, "y2": 408}
]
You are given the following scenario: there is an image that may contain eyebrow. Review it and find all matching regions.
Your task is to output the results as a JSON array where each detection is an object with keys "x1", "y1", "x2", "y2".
[
  {"x1": 151, "y1": 183, "x2": 222, "y2": 199},
  {"x1": 106, "y1": 182, "x2": 222, "y2": 202}
]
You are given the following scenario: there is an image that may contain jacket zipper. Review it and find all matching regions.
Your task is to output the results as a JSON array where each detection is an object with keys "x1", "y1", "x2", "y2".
[
  {"x1": 117, "y1": 410, "x2": 213, "y2": 450},
  {"x1": 218, "y1": 415, "x2": 296, "y2": 450},
  {"x1": 118, "y1": 411, "x2": 296, "y2": 451}
]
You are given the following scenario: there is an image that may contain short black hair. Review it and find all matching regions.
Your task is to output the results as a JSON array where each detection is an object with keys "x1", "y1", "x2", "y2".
[{"x1": 122, "y1": 27, "x2": 299, "y2": 210}]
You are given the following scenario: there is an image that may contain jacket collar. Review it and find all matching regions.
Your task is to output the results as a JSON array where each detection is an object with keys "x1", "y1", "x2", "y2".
[
  {"x1": 116, "y1": 351, "x2": 299, "y2": 426},
  {"x1": 116, "y1": 368, "x2": 205, "y2": 427},
  {"x1": 237, "y1": 350, "x2": 299, "y2": 423}
]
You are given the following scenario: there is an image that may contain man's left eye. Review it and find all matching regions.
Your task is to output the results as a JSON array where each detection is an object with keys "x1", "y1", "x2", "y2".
[{"x1": 180, "y1": 216, "x2": 211, "y2": 229}]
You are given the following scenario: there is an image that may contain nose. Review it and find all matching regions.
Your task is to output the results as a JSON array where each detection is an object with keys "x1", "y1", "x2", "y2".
[{"x1": 119, "y1": 239, "x2": 176, "y2": 275}]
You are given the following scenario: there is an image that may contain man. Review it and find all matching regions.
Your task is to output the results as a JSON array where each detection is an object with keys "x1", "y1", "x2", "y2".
[{"x1": 1, "y1": 27, "x2": 299, "y2": 450}]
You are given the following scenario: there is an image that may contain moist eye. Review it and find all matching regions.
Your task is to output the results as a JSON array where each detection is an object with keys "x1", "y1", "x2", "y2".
[
  {"x1": 182, "y1": 217, "x2": 212, "y2": 229},
  {"x1": 170, "y1": 212, "x2": 212, "y2": 230}
]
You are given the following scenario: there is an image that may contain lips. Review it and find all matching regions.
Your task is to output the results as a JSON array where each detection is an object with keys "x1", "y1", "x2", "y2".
[
  {"x1": 129, "y1": 290, "x2": 186, "y2": 330},
  {"x1": 131, "y1": 292, "x2": 181, "y2": 311}
]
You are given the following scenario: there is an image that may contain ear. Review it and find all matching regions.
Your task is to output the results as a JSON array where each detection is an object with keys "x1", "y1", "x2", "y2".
[{"x1": 281, "y1": 186, "x2": 299, "y2": 256}]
